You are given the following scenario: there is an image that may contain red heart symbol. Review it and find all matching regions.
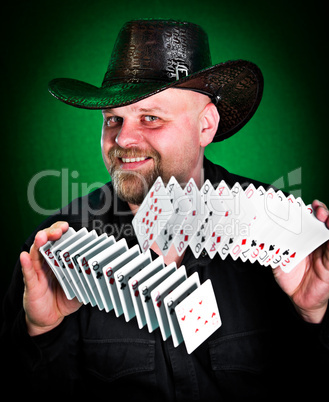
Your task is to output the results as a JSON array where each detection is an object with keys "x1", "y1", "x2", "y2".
[
  {"x1": 199, "y1": 300, "x2": 203, "y2": 304},
  {"x1": 259, "y1": 243, "x2": 264, "y2": 250},
  {"x1": 157, "y1": 301, "x2": 162, "y2": 308},
  {"x1": 85, "y1": 268, "x2": 91, "y2": 275},
  {"x1": 181, "y1": 315, "x2": 186, "y2": 321},
  {"x1": 189, "y1": 309, "x2": 193, "y2": 313},
  {"x1": 110, "y1": 278, "x2": 114, "y2": 285},
  {"x1": 211, "y1": 312, "x2": 216, "y2": 317}
]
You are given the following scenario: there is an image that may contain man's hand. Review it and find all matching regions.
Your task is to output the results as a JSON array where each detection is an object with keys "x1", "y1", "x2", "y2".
[
  {"x1": 20, "y1": 221, "x2": 82, "y2": 336},
  {"x1": 273, "y1": 200, "x2": 329, "y2": 323}
]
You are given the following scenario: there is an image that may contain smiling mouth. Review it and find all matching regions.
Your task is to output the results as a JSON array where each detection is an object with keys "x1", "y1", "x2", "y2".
[{"x1": 120, "y1": 156, "x2": 151, "y2": 163}]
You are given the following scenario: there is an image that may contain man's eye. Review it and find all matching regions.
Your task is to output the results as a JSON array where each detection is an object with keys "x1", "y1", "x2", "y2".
[
  {"x1": 144, "y1": 115, "x2": 158, "y2": 122},
  {"x1": 105, "y1": 116, "x2": 123, "y2": 126}
]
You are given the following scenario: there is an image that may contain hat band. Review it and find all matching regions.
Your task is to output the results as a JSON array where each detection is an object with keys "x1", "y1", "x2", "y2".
[
  {"x1": 102, "y1": 76, "x2": 170, "y2": 87},
  {"x1": 102, "y1": 63, "x2": 192, "y2": 87}
]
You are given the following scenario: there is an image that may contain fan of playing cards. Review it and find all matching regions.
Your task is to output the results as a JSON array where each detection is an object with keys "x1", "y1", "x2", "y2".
[
  {"x1": 133, "y1": 176, "x2": 329, "y2": 273},
  {"x1": 40, "y1": 227, "x2": 221, "y2": 354},
  {"x1": 40, "y1": 176, "x2": 329, "y2": 354}
]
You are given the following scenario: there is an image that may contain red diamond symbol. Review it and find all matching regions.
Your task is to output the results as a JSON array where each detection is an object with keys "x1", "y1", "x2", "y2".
[
  {"x1": 242, "y1": 239, "x2": 246, "y2": 245},
  {"x1": 184, "y1": 235, "x2": 189, "y2": 242},
  {"x1": 217, "y1": 236, "x2": 221, "y2": 243}
]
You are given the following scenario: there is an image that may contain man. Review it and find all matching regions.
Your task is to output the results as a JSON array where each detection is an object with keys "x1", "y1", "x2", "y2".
[{"x1": 1, "y1": 19, "x2": 329, "y2": 400}]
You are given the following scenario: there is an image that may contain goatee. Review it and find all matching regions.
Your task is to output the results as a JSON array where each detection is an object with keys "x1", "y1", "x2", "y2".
[{"x1": 108, "y1": 147, "x2": 162, "y2": 205}]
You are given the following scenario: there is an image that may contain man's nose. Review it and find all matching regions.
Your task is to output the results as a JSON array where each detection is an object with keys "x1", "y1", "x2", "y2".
[{"x1": 115, "y1": 119, "x2": 143, "y2": 148}]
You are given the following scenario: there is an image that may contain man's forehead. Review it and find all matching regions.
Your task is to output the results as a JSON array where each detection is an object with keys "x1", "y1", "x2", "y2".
[{"x1": 102, "y1": 88, "x2": 209, "y2": 114}]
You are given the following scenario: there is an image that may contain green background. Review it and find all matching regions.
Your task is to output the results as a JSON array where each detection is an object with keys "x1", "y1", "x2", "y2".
[{"x1": 2, "y1": 0, "x2": 328, "y2": 299}]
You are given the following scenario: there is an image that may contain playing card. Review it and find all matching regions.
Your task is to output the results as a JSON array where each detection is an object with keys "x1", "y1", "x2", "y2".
[
  {"x1": 242, "y1": 185, "x2": 272, "y2": 264},
  {"x1": 175, "y1": 279, "x2": 221, "y2": 354},
  {"x1": 103, "y1": 244, "x2": 141, "y2": 317},
  {"x1": 115, "y1": 249, "x2": 152, "y2": 322},
  {"x1": 234, "y1": 184, "x2": 265, "y2": 262},
  {"x1": 229, "y1": 183, "x2": 258, "y2": 261},
  {"x1": 39, "y1": 227, "x2": 76, "y2": 300},
  {"x1": 262, "y1": 194, "x2": 305, "y2": 267},
  {"x1": 172, "y1": 178, "x2": 210, "y2": 256},
  {"x1": 77, "y1": 235, "x2": 116, "y2": 310},
  {"x1": 271, "y1": 203, "x2": 329, "y2": 272},
  {"x1": 132, "y1": 177, "x2": 173, "y2": 252},
  {"x1": 51, "y1": 228, "x2": 89, "y2": 301},
  {"x1": 188, "y1": 180, "x2": 215, "y2": 258},
  {"x1": 88, "y1": 239, "x2": 128, "y2": 312},
  {"x1": 204, "y1": 181, "x2": 233, "y2": 259},
  {"x1": 59, "y1": 230, "x2": 98, "y2": 304},
  {"x1": 248, "y1": 189, "x2": 296, "y2": 266},
  {"x1": 70, "y1": 233, "x2": 108, "y2": 307},
  {"x1": 139, "y1": 262, "x2": 178, "y2": 333},
  {"x1": 151, "y1": 265, "x2": 187, "y2": 340},
  {"x1": 156, "y1": 176, "x2": 191, "y2": 255},
  {"x1": 128, "y1": 255, "x2": 165, "y2": 329},
  {"x1": 163, "y1": 272, "x2": 200, "y2": 347},
  {"x1": 217, "y1": 182, "x2": 248, "y2": 260},
  {"x1": 257, "y1": 192, "x2": 298, "y2": 267}
]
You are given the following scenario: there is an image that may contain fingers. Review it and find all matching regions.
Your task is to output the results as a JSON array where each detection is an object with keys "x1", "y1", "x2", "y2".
[
  {"x1": 35, "y1": 221, "x2": 69, "y2": 246},
  {"x1": 312, "y1": 200, "x2": 329, "y2": 228},
  {"x1": 30, "y1": 221, "x2": 69, "y2": 262},
  {"x1": 22, "y1": 221, "x2": 69, "y2": 286}
]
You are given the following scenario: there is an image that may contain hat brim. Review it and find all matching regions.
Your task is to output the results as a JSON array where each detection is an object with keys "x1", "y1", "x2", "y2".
[{"x1": 48, "y1": 60, "x2": 263, "y2": 142}]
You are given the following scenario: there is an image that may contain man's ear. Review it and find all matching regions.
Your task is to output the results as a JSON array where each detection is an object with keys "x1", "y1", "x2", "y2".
[{"x1": 200, "y1": 103, "x2": 220, "y2": 147}]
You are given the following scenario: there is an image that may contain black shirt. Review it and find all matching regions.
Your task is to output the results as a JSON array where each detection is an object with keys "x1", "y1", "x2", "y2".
[{"x1": 1, "y1": 158, "x2": 329, "y2": 400}]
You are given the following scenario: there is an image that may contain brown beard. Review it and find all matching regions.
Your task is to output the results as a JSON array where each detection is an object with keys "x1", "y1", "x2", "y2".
[{"x1": 108, "y1": 146, "x2": 162, "y2": 205}]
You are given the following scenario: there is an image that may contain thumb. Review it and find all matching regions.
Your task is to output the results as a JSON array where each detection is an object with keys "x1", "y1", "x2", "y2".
[{"x1": 20, "y1": 251, "x2": 38, "y2": 291}]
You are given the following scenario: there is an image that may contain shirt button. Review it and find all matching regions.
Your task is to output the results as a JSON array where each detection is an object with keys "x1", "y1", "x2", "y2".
[{"x1": 201, "y1": 249, "x2": 208, "y2": 258}]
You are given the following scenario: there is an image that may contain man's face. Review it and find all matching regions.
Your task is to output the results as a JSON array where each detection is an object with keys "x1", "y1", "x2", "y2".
[{"x1": 101, "y1": 88, "x2": 215, "y2": 205}]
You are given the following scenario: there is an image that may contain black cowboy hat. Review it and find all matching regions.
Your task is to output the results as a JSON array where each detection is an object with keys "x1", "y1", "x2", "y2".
[{"x1": 48, "y1": 19, "x2": 263, "y2": 142}]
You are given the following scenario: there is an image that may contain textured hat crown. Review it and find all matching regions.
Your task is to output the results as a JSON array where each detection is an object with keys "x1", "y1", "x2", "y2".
[{"x1": 102, "y1": 19, "x2": 212, "y2": 86}]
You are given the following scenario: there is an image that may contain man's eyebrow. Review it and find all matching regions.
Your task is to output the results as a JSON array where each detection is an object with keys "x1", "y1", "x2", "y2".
[
  {"x1": 137, "y1": 107, "x2": 168, "y2": 114},
  {"x1": 102, "y1": 106, "x2": 169, "y2": 115}
]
